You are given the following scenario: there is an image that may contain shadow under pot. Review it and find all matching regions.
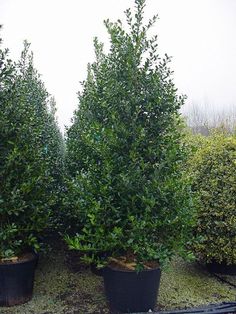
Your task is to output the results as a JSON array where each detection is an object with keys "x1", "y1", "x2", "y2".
[
  {"x1": 103, "y1": 265, "x2": 161, "y2": 313},
  {"x1": 206, "y1": 260, "x2": 236, "y2": 275},
  {"x1": 0, "y1": 252, "x2": 38, "y2": 307},
  {"x1": 90, "y1": 264, "x2": 104, "y2": 276}
]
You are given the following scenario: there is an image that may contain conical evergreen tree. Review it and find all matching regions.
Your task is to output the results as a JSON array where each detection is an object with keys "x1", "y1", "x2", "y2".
[
  {"x1": 65, "y1": 0, "x2": 191, "y2": 267},
  {"x1": 0, "y1": 39, "x2": 64, "y2": 258}
]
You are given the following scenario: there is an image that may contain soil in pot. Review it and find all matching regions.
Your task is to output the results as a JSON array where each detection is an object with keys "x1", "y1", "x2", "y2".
[
  {"x1": 206, "y1": 260, "x2": 236, "y2": 275},
  {"x1": 103, "y1": 257, "x2": 161, "y2": 313},
  {"x1": 0, "y1": 252, "x2": 38, "y2": 307}
]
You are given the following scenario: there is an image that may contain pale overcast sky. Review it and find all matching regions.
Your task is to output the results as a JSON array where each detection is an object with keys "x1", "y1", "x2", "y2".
[{"x1": 1, "y1": 0, "x2": 236, "y2": 131}]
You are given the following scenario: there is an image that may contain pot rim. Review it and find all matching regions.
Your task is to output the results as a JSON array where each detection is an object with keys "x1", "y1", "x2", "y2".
[
  {"x1": 105, "y1": 264, "x2": 161, "y2": 273},
  {"x1": 0, "y1": 251, "x2": 38, "y2": 266}
]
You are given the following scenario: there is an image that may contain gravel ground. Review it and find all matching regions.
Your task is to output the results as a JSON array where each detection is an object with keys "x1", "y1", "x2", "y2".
[{"x1": 1, "y1": 247, "x2": 235, "y2": 314}]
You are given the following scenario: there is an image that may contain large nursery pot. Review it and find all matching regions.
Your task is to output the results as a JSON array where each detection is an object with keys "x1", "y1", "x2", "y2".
[
  {"x1": 0, "y1": 252, "x2": 38, "y2": 306},
  {"x1": 103, "y1": 265, "x2": 161, "y2": 313}
]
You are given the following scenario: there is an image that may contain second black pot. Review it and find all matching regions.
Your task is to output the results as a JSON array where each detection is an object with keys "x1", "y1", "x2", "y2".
[{"x1": 103, "y1": 265, "x2": 161, "y2": 313}]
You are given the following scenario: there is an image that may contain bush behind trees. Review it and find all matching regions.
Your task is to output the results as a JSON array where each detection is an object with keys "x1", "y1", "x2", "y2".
[
  {"x1": 189, "y1": 132, "x2": 236, "y2": 265},
  {"x1": 65, "y1": 0, "x2": 192, "y2": 268}
]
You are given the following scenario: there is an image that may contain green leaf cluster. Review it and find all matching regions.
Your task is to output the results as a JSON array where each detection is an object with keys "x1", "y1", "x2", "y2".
[{"x1": 64, "y1": 0, "x2": 192, "y2": 267}]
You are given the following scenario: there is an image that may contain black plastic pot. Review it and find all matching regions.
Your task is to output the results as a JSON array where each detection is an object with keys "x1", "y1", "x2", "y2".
[
  {"x1": 206, "y1": 260, "x2": 236, "y2": 275},
  {"x1": 0, "y1": 252, "x2": 38, "y2": 306},
  {"x1": 103, "y1": 265, "x2": 161, "y2": 313}
]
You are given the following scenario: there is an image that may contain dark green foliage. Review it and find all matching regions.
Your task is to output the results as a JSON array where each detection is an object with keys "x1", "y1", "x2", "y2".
[
  {"x1": 189, "y1": 133, "x2": 236, "y2": 265},
  {"x1": 0, "y1": 40, "x2": 64, "y2": 259},
  {"x1": 65, "y1": 0, "x2": 191, "y2": 267}
]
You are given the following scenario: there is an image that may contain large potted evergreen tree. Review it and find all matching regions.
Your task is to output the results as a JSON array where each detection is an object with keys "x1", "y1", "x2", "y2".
[
  {"x1": 0, "y1": 38, "x2": 64, "y2": 306},
  {"x1": 65, "y1": 1, "x2": 191, "y2": 312}
]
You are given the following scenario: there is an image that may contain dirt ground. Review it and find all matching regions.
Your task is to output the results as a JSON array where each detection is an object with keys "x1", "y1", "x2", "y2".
[{"x1": 1, "y1": 247, "x2": 235, "y2": 314}]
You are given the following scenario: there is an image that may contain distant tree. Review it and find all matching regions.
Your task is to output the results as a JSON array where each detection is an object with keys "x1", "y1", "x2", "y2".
[{"x1": 184, "y1": 104, "x2": 236, "y2": 135}]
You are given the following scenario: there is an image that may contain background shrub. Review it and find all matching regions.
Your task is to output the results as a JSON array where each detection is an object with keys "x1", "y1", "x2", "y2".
[{"x1": 189, "y1": 132, "x2": 236, "y2": 265}]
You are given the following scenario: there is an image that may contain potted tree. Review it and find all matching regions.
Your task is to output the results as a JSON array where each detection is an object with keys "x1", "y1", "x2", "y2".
[
  {"x1": 0, "y1": 39, "x2": 64, "y2": 306},
  {"x1": 65, "y1": 0, "x2": 191, "y2": 312}
]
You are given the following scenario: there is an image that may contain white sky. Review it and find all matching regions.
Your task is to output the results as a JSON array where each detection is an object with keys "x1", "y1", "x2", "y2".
[{"x1": 1, "y1": 0, "x2": 236, "y2": 131}]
